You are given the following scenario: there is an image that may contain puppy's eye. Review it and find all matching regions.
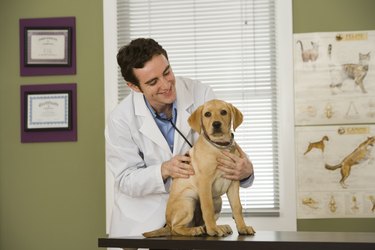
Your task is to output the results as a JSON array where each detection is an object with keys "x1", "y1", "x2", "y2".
[
  {"x1": 220, "y1": 110, "x2": 227, "y2": 115},
  {"x1": 204, "y1": 112, "x2": 211, "y2": 117}
]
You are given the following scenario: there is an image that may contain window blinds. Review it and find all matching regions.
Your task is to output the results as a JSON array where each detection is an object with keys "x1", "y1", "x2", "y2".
[{"x1": 116, "y1": 0, "x2": 279, "y2": 215}]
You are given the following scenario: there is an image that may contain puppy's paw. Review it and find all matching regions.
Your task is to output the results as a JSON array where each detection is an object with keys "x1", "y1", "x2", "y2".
[
  {"x1": 238, "y1": 225, "x2": 256, "y2": 235},
  {"x1": 207, "y1": 224, "x2": 232, "y2": 237},
  {"x1": 192, "y1": 226, "x2": 206, "y2": 236}
]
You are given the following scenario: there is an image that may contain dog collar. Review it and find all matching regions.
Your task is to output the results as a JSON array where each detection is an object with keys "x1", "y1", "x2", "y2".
[{"x1": 203, "y1": 132, "x2": 235, "y2": 150}]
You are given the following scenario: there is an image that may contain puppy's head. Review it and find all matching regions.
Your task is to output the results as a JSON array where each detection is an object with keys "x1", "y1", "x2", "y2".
[{"x1": 188, "y1": 99, "x2": 243, "y2": 141}]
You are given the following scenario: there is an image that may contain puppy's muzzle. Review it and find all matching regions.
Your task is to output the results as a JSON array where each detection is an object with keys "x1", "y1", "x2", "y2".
[{"x1": 212, "y1": 121, "x2": 222, "y2": 132}]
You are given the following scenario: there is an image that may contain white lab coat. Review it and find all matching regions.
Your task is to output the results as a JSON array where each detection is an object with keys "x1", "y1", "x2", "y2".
[{"x1": 105, "y1": 77, "x2": 215, "y2": 237}]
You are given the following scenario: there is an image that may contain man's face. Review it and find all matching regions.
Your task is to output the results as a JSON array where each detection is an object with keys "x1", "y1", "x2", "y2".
[{"x1": 128, "y1": 54, "x2": 176, "y2": 113}]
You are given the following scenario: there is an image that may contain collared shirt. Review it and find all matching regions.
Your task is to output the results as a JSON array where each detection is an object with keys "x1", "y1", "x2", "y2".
[{"x1": 144, "y1": 97, "x2": 177, "y2": 152}]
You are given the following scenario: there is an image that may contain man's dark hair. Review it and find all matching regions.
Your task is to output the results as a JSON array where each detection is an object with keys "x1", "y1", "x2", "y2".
[{"x1": 117, "y1": 38, "x2": 169, "y2": 86}]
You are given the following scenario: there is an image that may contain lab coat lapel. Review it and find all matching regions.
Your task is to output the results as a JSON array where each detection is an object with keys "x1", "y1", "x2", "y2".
[
  {"x1": 133, "y1": 92, "x2": 172, "y2": 154},
  {"x1": 174, "y1": 81, "x2": 194, "y2": 155}
]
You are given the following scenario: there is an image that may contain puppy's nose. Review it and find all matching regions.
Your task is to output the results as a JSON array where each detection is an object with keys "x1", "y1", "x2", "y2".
[{"x1": 212, "y1": 121, "x2": 221, "y2": 129}]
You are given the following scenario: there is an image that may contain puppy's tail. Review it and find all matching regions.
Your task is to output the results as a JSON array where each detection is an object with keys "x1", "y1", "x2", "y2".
[
  {"x1": 325, "y1": 163, "x2": 342, "y2": 170},
  {"x1": 143, "y1": 225, "x2": 171, "y2": 238}
]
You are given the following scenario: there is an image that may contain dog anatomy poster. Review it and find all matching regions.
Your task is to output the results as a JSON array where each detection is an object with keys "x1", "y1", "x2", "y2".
[
  {"x1": 294, "y1": 31, "x2": 375, "y2": 219},
  {"x1": 296, "y1": 125, "x2": 375, "y2": 219}
]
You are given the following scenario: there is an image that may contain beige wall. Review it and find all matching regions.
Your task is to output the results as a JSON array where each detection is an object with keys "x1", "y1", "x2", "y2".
[
  {"x1": 0, "y1": 0, "x2": 106, "y2": 249},
  {"x1": 1, "y1": 1, "x2": 375, "y2": 250}
]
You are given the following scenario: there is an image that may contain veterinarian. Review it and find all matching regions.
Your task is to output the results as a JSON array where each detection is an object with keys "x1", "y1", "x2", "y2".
[{"x1": 105, "y1": 38, "x2": 254, "y2": 240}]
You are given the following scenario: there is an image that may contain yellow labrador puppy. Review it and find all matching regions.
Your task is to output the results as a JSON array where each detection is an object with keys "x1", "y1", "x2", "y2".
[{"x1": 143, "y1": 99, "x2": 255, "y2": 237}]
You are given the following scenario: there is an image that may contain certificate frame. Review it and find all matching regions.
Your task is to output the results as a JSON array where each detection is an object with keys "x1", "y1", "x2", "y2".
[
  {"x1": 19, "y1": 17, "x2": 76, "y2": 76},
  {"x1": 21, "y1": 83, "x2": 77, "y2": 143}
]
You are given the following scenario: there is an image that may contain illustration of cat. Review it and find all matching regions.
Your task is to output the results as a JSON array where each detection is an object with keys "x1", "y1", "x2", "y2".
[
  {"x1": 325, "y1": 136, "x2": 375, "y2": 188},
  {"x1": 296, "y1": 40, "x2": 319, "y2": 63},
  {"x1": 328, "y1": 49, "x2": 371, "y2": 94}
]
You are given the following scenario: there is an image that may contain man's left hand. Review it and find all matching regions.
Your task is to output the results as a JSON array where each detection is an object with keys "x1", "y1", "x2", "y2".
[{"x1": 217, "y1": 145, "x2": 253, "y2": 181}]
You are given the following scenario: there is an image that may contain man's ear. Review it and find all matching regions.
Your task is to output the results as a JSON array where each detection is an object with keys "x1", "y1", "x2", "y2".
[
  {"x1": 127, "y1": 82, "x2": 142, "y2": 93},
  {"x1": 229, "y1": 103, "x2": 243, "y2": 131},
  {"x1": 188, "y1": 105, "x2": 204, "y2": 133}
]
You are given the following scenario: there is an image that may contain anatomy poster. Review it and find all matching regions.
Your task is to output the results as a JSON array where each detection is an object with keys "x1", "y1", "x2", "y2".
[
  {"x1": 294, "y1": 31, "x2": 375, "y2": 219},
  {"x1": 296, "y1": 126, "x2": 375, "y2": 218},
  {"x1": 294, "y1": 30, "x2": 375, "y2": 126}
]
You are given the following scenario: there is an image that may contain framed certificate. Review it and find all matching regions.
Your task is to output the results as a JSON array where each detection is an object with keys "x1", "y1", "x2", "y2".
[
  {"x1": 25, "y1": 28, "x2": 72, "y2": 66},
  {"x1": 21, "y1": 83, "x2": 77, "y2": 143},
  {"x1": 25, "y1": 91, "x2": 72, "y2": 131},
  {"x1": 19, "y1": 17, "x2": 76, "y2": 76}
]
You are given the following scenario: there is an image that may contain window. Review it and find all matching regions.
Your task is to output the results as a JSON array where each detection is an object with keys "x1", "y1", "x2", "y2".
[{"x1": 104, "y1": 0, "x2": 295, "y2": 231}]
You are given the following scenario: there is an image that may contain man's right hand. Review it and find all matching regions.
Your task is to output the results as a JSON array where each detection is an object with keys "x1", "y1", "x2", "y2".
[{"x1": 161, "y1": 154, "x2": 194, "y2": 180}]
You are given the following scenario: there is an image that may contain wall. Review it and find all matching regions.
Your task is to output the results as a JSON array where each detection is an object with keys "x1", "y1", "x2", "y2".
[
  {"x1": 293, "y1": 0, "x2": 375, "y2": 232},
  {"x1": 1, "y1": 1, "x2": 375, "y2": 250},
  {"x1": 0, "y1": 0, "x2": 106, "y2": 250}
]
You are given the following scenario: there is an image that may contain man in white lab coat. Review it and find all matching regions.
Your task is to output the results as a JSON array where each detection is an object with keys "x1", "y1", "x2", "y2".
[{"x1": 105, "y1": 38, "x2": 254, "y2": 242}]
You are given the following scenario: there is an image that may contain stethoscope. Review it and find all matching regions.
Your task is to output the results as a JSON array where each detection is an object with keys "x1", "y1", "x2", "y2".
[{"x1": 155, "y1": 114, "x2": 193, "y2": 148}]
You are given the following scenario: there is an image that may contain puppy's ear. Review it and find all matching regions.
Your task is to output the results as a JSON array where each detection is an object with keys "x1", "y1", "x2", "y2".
[
  {"x1": 229, "y1": 103, "x2": 243, "y2": 131},
  {"x1": 188, "y1": 105, "x2": 204, "y2": 133}
]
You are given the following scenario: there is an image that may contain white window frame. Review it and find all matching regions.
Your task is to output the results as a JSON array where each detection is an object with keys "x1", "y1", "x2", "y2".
[{"x1": 103, "y1": 0, "x2": 296, "y2": 233}]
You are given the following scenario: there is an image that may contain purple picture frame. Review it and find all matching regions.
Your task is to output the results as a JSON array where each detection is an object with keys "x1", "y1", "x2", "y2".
[
  {"x1": 21, "y1": 83, "x2": 77, "y2": 143},
  {"x1": 19, "y1": 17, "x2": 76, "y2": 76}
]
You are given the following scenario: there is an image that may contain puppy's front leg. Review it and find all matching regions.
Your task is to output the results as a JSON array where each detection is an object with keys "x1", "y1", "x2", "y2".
[
  {"x1": 226, "y1": 181, "x2": 255, "y2": 235},
  {"x1": 199, "y1": 180, "x2": 231, "y2": 236}
]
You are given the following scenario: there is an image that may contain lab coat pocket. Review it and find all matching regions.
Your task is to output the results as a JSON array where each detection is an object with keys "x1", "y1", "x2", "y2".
[{"x1": 116, "y1": 193, "x2": 165, "y2": 223}]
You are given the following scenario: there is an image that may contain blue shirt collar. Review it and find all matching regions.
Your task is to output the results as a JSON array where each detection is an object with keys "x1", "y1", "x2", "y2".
[{"x1": 144, "y1": 96, "x2": 177, "y2": 122}]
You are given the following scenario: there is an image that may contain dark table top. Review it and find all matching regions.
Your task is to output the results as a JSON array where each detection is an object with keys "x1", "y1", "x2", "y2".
[{"x1": 98, "y1": 230, "x2": 375, "y2": 250}]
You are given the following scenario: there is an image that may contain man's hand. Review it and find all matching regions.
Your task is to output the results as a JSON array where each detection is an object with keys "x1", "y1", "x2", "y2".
[
  {"x1": 217, "y1": 145, "x2": 253, "y2": 181},
  {"x1": 161, "y1": 154, "x2": 194, "y2": 180}
]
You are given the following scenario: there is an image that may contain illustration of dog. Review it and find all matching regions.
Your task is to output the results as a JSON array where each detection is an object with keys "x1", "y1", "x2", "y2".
[
  {"x1": 325, "y1": 136, "x2": 375, "y2": 188},
  {"x1": 302, "y1": 197, "x2": 319, "y2": 209},
  {"x1": 369, "y1": 195, "x2": 375, "y2": 212},
  {"x1": 143, "y1": 99, "x2": 255, "y2": 237},
  {"x1": 304, "y1": 135, "x2": 329, "y2": 155}
]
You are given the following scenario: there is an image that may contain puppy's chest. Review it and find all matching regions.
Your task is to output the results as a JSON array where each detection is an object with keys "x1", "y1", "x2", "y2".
[{"x1": 212, "y1": 174, "x2": 232, "y2": 197}]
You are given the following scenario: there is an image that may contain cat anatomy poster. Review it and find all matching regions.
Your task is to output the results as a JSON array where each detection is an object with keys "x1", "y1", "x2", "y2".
[
  {"x1": 294, "y1": 30, "x2": 375, "y2": 219},
  {"x1": 294, "y1": 30, "x2": 374, "y2": 126}
]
